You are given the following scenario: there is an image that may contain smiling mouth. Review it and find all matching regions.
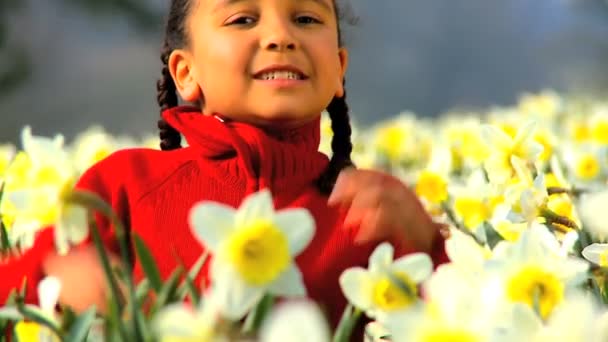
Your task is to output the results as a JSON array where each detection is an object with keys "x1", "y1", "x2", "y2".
[{"x1": 253, "y1": 66, "x2": 308, "y2": 81}]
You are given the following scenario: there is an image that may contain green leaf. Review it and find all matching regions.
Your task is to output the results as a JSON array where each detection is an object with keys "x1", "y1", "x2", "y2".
[
  {"x1": 153, "y1": 266, "x2": 184, "y2": 312},
  {"x1": 483, "y1": 222, "x2": 504, "y2": 249},
  {"x1": 242, "y1": 294, "x2": 274, "y2": 334},
  {"x1": 133, "y1": 235, "x2": 162, "y2": 293},
  {"x1": 0, "y1": 307, "x2": 23, "y2": 321},
  {"x1": 135, "y1": 279, "x2": 151, "y2": 304},
  {"x1": 332, "y1": 304, "x2": 362, "y2": 342},
  {"x1": 65, "y1": 307, "x2": 97, "y2": 342},
  {"x1": 17, "y1": 304, "x2": 61, "y2": 336}
]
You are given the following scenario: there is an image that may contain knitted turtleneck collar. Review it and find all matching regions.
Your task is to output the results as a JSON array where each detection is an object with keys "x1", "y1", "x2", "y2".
[{"x1": 161, "y1": 106, "x2": 329, "y2": 192}]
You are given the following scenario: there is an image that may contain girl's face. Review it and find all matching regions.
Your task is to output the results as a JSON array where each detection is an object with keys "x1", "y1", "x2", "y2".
[{"x1": 170, "y1": 0, "x2": 348, "y2": 129}]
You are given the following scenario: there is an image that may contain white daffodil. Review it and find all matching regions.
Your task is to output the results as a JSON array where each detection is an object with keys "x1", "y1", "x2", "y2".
[
  {"x1": 502, "y1": 293, "x2": 601, "y2": 342},
  {"x1": 70, "y1": 126, "x2": 137, "y2": 173},
  {"x1": 189, "y1": 189, "x2": 314, "y2": 320},
  {"x1": 481, "y1": 121, "x2": 544, "y2": 185},
  {"x1": 441, "y1": 114, "x2": 489, "y2": 170},
  {"x1": 259, "y1": 300, "x2": 330, "y2": 342},
  {"x1": 154, "y1": 296, "x2": 226, "y2": 342},
  {"x1": 582, "y1": 243, "x2": 608, "y2": 267},
  {"x1": 578, "y1": 188, "x2": 608, "y2": 241},
  {"x1": 448, "y1": 169, "x2": 504, "y2": 239},
  {"x1": 444, "y1": 228, "x2": 492, "y2": 271},
  {"x1": 486, "y1": 224, "x2": 589, "y2": 320},
  {"x1": 13, "y1": 276, "x2": 62, "y2": 342},
  {"x1": 503, "y1": 156, "x2": 548, "y2": 226},
  {"x1": 0, "y1": 144, "x2": 16, "y2": 181},
  {"x1": 386, "y1": 264, "x2": 498, "y2": 342},
  {"x1": 588, "y1": 109, "x2": 608, "y2": 146},
  {"x1": 339, "y1": 242, "x2": 432, "y2": 321},
  {"x1": 3, "y1": 127, "x2": 87, "y2": 253},
  {"x1": 561, "y1": 142, "x2": 606, "y2": 186}
]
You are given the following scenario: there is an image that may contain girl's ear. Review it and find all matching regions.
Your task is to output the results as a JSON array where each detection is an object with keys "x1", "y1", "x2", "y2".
[
  {"x1": 335, "y1": 48, "x2": 349, "y2": 98},
  {"x1": 168, "y1": 49, "x2": 202, "y2": 103}
]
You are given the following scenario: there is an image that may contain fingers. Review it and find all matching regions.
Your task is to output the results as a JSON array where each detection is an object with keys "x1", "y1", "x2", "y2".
[{"x1": 328, "y1": 168, "x2": 391, "y2": 207}]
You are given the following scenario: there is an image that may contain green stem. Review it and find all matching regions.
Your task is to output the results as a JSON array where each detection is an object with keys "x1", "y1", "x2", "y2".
[
  {"x1": 332, "y1": 304, "x2": 362, "y2": 342},
  {"x1": 65, "y1": 190, "x2": 142, "y2": 340},
  {"x1": 242, "y1": 294, "x2": 274, "y2": 335},
  {"x1": 88, "y1": 214, "x2": 130, "y2": 341}
]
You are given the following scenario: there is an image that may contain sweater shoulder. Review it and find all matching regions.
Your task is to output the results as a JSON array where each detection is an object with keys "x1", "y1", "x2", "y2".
[{"x1": 76, "y1": 147, "x2": 195, "y2": 202}]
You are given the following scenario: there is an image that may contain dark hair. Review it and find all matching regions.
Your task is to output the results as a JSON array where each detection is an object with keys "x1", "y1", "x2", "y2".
[{"x1": 157, "y1": 0, "x2": 355, "y2": 194}]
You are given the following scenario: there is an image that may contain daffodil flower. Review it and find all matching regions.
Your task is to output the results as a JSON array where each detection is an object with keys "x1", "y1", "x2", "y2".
[
  {"x1": 13, "y1": 276, "x2": 62, "y2": 342},
  {"x1": 339, "y1": 242, "x2": 432, "y2": 321},
  {"x1": 481, "y1": 121, "x2": 544, "y2": 185},
  {"x1": 259, "y1": 300, "x2": 330, "y2": 342},
  {"x1": 189, "y1": 189, "x2": 314, "y2": 320},
  {"x1": 578, "y1": 189, "x2": 608, "y2": 241},
  {"x1": 3, "y1": 127, "x2": 87, "y2": 253},
  {"x1": 488, "y1": 224, "x2": 589, "y2": 320},
  {"x1": 582, "y1": 243, "x2": 608, "y2": 267},
  {"x1": 154, "y1": 297, "x2": 225, "y2": 342}
]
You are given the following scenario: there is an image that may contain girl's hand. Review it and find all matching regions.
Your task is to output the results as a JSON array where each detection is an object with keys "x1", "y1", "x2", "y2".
[
  {"x1": 328, "y1": 168, "x2": 443, "y2": 253},
  {"x1": 42, "y1": 245, "x2": 123, "y2": 314}
]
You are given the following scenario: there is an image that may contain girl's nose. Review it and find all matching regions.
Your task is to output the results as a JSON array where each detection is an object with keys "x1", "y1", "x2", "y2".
[{"x1": 260, "y1": 16, "x2": 298, "y2": 52}]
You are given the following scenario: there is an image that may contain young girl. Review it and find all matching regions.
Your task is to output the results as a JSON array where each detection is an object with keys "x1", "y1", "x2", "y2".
[{"x1": 1, "y1": 0, "x2": 448, "y2": 327}]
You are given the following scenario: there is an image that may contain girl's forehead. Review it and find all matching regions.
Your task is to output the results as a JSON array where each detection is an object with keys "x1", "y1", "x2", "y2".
[{"x1": 199, "y1": 0, "x2": 334, "y2": 12}]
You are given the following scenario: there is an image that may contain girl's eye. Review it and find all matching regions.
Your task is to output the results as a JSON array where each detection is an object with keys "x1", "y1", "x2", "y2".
[
  {"x1": 295, "y1": 16, "x2": 321, "y2": 25},
  {"x1": 229, "y1": 16, "x2": 257, "y2": 25}
]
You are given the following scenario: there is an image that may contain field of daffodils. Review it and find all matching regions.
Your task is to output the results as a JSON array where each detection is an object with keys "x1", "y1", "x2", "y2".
[{"x1": 1, "y1": 90, "x2": 608, "y2": 341}]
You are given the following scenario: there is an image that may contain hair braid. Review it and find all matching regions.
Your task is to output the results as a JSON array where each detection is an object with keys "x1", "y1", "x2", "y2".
[
  {"x1": 317, "y1": 82, "x2": 355, "y2": 194},
  {"x1": 156, "y1": 43, "x2": 182, "y2": 151}
]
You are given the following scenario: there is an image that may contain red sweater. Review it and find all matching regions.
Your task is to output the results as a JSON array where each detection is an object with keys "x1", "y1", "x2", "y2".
[{"x1": 1, "y1": 106, "x2": 448, "y2": 325}]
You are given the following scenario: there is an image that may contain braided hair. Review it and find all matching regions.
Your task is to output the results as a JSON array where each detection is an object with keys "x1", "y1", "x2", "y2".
[{"x1": 157, "y1": 0, "x2": 355, "y2": 193}]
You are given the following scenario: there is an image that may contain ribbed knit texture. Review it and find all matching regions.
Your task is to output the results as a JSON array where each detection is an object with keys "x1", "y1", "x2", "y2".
[{"x1": 1, "y1": 106, "x2": 448, "y2": 328}]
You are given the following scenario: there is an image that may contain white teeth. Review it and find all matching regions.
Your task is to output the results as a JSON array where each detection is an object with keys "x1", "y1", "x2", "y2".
[{"x1": 259, "y1": 71, "x2": 302, "y2": 80}]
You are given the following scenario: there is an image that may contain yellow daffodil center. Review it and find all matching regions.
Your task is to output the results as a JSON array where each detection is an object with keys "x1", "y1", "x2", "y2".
[
  {"x1": 225, "y1": 220, "x2": 289, "y2": 286},
  {"x1": 591, "y1": 120, "x2": 608, "y2": 144},
  {"x1": 506, "y1": 265, "x2": 564, "y2": 319},
  {"x1": 14, "y1": 322, "x2": 45, "y2": 341},
  {"x1": 544, "y1": 172, "x2": 561, "y2": 189},
  {"x1": 377, "y1": 126, "x2": 406, "y2": 161},
  {"x1": 454, "y1": 197, "x2": 490, "y2": 230},
  {"x1": 574, "y1": 154, "x2": 600, "y2": 180},
  {"x1": 93, "y1": 148, "x2": 111, "y2": 164},
  {"x1": 534, "y1": 132, "x2": 553, "y2": 162},
  {"x1": 372, "y1": 272, "x2": 418, "y2": 311},
  {"x1": 415, "y1": 171, "x2": 448, "y2": 204},
  {"x1": 572, "y1": 123, "x2": 590, "y2": 143},
  {"x1": 600, "y1": 250, "x2": 608, "y2": 267},
  {"x1": 419, "y1": 329, "x2": 480, "y2": 342}
]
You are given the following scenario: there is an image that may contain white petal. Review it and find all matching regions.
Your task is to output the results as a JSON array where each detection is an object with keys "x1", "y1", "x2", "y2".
[
  {"x1": 445, "y1": 229, "x2": 486, "y2": 268},
  {"x1": 260, "y1": 301, "x2": 330, "y2": 342},
  {"x1": 235, "y1": 189, "x2": 275, "y2": 227},
  {"x1": 582, "y1": 243, "x2": 608, "y2": 265},
  {"x1": 274, "y1": 209, "x2": 315, "y2": 256},
  {"x1": 339, "y1": 268, "x2": 374, "y2": 311},
  {"x1": 154, "y1": 303, "x2": 200, "y2": 337},
  {"x1": 369, "y1": 242, "x2": 394, "y2": 274},
  {"x1": 268, "y1": 265, "x2": 307, "y2": 298},
  {"x1": 481, "y1": 125, "x2": 512, "y2": 151},
  {"x1": 38, "y1": 276, "x2": 61, "y2": 315},
  {"x1": 513, "y1": 121, "x2": 537, "y2": 148},
  {"x1": 391, "y1": 253, "x2": 433, "y2": 283},
  {"x1": 189, "y1": 202, "x2": 235, "y2": 252},
  {"x1": 211, "y1": 261, "x2": 264, "y2": 320},
  {"x1": 58, "y1": 204, "x2": 89, "y2": 245}
]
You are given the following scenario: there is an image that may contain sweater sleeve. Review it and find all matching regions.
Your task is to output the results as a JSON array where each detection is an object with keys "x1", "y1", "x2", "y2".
[{"x1": 0, "y1": 152, "x2": 131, "y2": 305}]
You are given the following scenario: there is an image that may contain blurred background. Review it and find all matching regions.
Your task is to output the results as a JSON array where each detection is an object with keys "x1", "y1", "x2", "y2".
[{"x1": 0, "y1": 0, "x2": 607, "y2": 144}]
